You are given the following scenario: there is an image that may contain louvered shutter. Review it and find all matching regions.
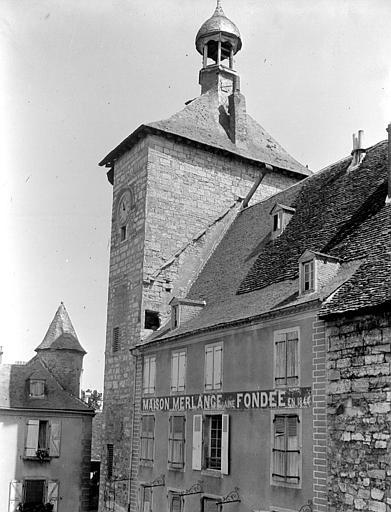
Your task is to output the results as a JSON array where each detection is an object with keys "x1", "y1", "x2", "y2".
[
  {"x1": 205, "y1": 347, "x2": 213, "y2": 390},
  {"x1": 287, "y1": 416, "x2": 299, "y2": 479},
  {"x1": 25, "y1": 419, "x2": 39, "y2": 456},
  {"x1": 287, "y1": 331, "x2": 298, "y2": 384},
  {"x1": 192, "y1": 414, "x2": 203, "y2": 470},
  {"x1": 213, "y1": 345, "x2": 222, "y2": 390},
  {"x1": 8, "y1": 481, "x2": 23, "y2": 512},
  {"x1": 221, "y1": 414, "x2": 229, "y2": 475},
  {"x1": 177, "y1": 352, "x2": 186, "y2": 391},
  {"x1": 49, "y1": 420, "x2": 61, "y2": 457},
  {"x1": 275, "y1": 334, "x2": 286, "y2": 385},
  {"x1": 47, "y1": 481, "x2": 59, "y2": 512},
  {"x1": 143, "y1": 357, "x2": 150, "y2": 394},
  {"x1": 171, "y1": 352, "x2": 179, "y2": 391}
]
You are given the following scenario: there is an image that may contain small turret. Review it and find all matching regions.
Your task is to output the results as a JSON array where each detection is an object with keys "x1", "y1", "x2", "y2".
[{"x1": 35, "y1": 302, "x2": 86, "y2": 397}]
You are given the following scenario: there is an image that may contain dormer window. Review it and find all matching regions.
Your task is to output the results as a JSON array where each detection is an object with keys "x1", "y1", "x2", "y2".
[
  {"x1": 170, "y1": 297, "x2": 206, "y2": 330},
  {"x1": 29, "y1": 379, "x2": 46, "y2": 399},
  {"x1": 172, "y1": 305, "x2": 180, "y2": 330},
  {"x1": 270, "y1": 204, "x2": 295, "y2": 240},
  {"x1": 298, "y1": 250, "x2": 341, "y2": 296}
]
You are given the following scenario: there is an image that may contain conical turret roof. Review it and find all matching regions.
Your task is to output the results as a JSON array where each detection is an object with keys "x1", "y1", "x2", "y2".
[{"x1": 35, "y1": 303, "x2": 86, "y2": 353}]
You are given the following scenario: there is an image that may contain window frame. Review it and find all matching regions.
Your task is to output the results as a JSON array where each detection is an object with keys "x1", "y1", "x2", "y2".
[
  {"x1": 204, "y1": 342, "x2": 223, "y2": 392},
  {"x1": 24, "y1": 419, "x2": 61, "y2": 459},
  {"x1": 143, "y1": 355, "x2": 156, "y2": 395},
  {"x1": 29, "y1": 379, "x2": 45, "y2": 399},
  {"x1": 140, "y1": 484, "x2": 153, "y2": 512},
  {"x1": 270, "y1": 411, "x2": 302, "y2": 489},
  {"x1": 273, "y1": 327, "x2": 300, "y2": 388},
  {"x1": 167, "y1": 490, "x2": 184, "y2": 512},
  {"x1": 193, "y1": 413, "x2": 229, "y2": 475},
  {"x1": 300, "y1": 258, "x2": 315, "y2": 294},
  {"x1": 170, "y1": 349, "x2": 186, "y2": 394},
  {"x1": 140, "y1": 415, "x2": 155, "y2": 465}
]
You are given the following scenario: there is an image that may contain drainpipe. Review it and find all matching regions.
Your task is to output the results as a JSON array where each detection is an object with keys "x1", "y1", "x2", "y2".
[{"x1": 386, "y1": 123, "x2": 391, "y2": 205}]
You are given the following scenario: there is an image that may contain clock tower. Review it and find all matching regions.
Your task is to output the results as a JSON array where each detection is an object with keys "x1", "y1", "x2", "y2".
[{"x1": 98, "y1": 3, "x2": 309, "y2": 511}]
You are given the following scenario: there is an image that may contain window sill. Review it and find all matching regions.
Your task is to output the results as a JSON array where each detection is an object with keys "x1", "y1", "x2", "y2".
[
  {"x1": 201, "y1": 469, "x2": 223, "y2": 479},
  {"x1": 24, "y1": 456, "x2": 51, "y2": 462},
  {"x1": 271, "y1": 479, "x2": 301, "y2": 490},
  {"x1": 139, "y1": 460, "x2": 154, "y2": 468},
  {"x1": 168, "y1": 465, "x2": 185, "y2": 473}
]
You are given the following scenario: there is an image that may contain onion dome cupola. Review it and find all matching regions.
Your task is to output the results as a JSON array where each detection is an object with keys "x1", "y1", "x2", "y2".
[{"x1": 196, "y1": 0, "x2": 242, "y2": 68}]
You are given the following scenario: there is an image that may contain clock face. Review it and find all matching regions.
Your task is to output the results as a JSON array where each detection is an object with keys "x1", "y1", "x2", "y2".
[{"x1": 118, "y1": 190, "x2": 131, "y2": 224}]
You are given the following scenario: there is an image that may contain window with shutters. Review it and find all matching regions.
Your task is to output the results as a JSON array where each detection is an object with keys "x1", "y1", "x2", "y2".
[
  {"x1": 274, "y1": 329, "x2": 299, "y2": 387},
  {"x1": 143, "y1": 355, "x2": 156, "y2": 395},
  {"x1": 168, "y1": 416, "x2": 185, "y2": 469},
  {"x1": 171, "y1": 350, "x2": 186, "y2": 393},
  {"x1": 107, "y1": 444, "x2": 114, "y2": 479},
  {"x1": 272, "y1": 414, "x2": 301, "y2": 486},
  {"x1": 112, "y1": 327, "x2": 120, "y2": 353},
  {"x1": 193, "y1": 414, "x2": 229, "y2": 474},
  {"x1": 29, "y1": 379, "x2": 45, "y2": 398},
  {"x1": 140, "y1": 415, "x2": 155, "y2": 463},
  {"x1": 8, "y1": 480, "x2": 59, "y2": 512},
  {"x1": 24, "y1": 419, "x2": 61, "y2": 459},
  {"x1": 204, "y1": 343, "x2": 222, "y2": 391}
]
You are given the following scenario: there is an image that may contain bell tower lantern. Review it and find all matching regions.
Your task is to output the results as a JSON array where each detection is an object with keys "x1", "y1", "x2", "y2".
[{"x1": 195, "y1": 0, "x2": 242, "y2": 95}]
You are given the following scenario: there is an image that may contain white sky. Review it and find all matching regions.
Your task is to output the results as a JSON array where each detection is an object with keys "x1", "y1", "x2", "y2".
[{"x1": 1, "y1": 0, "x2": 390, "y2": 391}]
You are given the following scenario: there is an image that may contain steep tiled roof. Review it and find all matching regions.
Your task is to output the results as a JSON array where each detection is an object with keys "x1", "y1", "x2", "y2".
[
  {"x1": 145, "y1": 139, "x2": 390, "y2": 344},
  {"x1": 0, "y1": 357, "x2": 92, "y2": 412},
  {"x1": 36, "y1": 303, "x2": 86, "y2": 353},
  {"x1": 100, "y1": 90, "x2": 310, "y2": 178}
]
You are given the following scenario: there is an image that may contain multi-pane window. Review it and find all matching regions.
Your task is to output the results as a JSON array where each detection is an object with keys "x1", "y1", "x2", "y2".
[
  {"x1": 302, "y1": 260, "x2": 314, "y2": 292},
  {"x1": 275, "y1": 330, "x2": 299, "y2": 387},
  {"x1": 168, "y1": 416, "x2": 185, "y2": 469},
  {"x1": 205, "y1": 343, "x2": 222, "y2": 391},
  {"x1": 107, "y1": 444, "x2": 114, "y2": 479},
  {"x1": 25, "y1": 419, "x2": 61, "y2": 458},
  {"x1": 192, "y1": 414, "x2": 229, "y2": 474},
  {"x1": 272, "y1": 415, "x2": 300, "y2": 484},
  {"x1": 29, "y1": 379, "x2": 45, "y2": 398},
  {"x1": 143, "y1": 355, "x2": 156, "y2": 395},
  {"x1": 140, "y1": 415, "x2": 155, "y2": 462},
  {"x1": 171, "y1": 351, "x2": 186, "y2": 392}
]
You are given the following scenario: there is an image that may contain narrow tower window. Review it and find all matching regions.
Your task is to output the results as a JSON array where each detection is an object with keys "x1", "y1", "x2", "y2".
[
  {"x1": 144, "y1": 310, "x2": 160, "y2": 331},
  {"x1": 107, "y1": 444, "x2": 114, "y2": 479},
  {"x1": 112, "y1": 327, "x2": 120, "y2": 352}
]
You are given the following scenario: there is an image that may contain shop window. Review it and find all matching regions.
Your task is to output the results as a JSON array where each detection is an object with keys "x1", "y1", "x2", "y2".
[
  {"x1": 112, "y1": 327, "x2": 120, "y2": 353},
  {"x1": 171, "y1": 351, "x2": 186, "y2": 393},
  {"x1": 274, "y1": 329, "x2": 299, "y2": 387},
  {"x1": 204, "y1": 343, "x2": 222, "y2": 391},
  {"x1": 29, "y1": 379, "x2": 45, "y2": 399},
  {"x1": 168, "y1": 416, "x2": 185, "y2": 469},
  {"x1": 144, "y1": 310, "x2": 160, "y2": 331},
  {"x1": 192, "y1": 414, "x2": 229, "y2": 474},
  {"x1": 140, "y1": 415, "x2": 155, "y2": 463},
  {"x1": 25, "y1": 419, "x2": 61, "y2": 458},
  {"x1": 107, "y1": 444, "x2": 114, "y2": 479},
  {"x1": 169, "y1": 493, "x2": 183, "y2": 512},
  {"x1": 272, "y1": 415, "x2": 300, "y2": 485},
  {"x1": 143, "y1": 355, "x2": 156, "y2": 395}
]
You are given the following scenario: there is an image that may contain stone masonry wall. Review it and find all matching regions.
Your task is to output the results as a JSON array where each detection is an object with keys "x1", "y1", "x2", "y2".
[{"x1": 326, "y1": 309, "x2": 391, "y2": 512}]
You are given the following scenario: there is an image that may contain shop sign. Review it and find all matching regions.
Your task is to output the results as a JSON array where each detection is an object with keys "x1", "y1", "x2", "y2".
[{"x1": 141, "y1": 387, "x2": 311, "y2": 412}]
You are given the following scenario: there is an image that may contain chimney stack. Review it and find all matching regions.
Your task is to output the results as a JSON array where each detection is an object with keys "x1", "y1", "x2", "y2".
[
  {"x1": 386, "y1": 123, "x2": 391, "y2": 205},
  {"x1": 351, "y1": 130, "x2": 366, "y2": 166},
  {"x1": 228, "y1": 88, "x2": 247, "y2": 149}
]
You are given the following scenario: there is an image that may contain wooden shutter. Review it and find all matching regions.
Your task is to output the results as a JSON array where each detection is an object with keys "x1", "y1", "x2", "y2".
[
  {"x1": 143, "y1": 357, "x2": 150, "y2": 393},
  {"x1": 287, "y1": 331, "x2": 299, "y2": 384},
  {"x1": 275, "y1": 333, "x2": 286, "y2": 385},
  {"x1": 205, "y1": 347, "x2": 213, "y2": 390},
  {"x1": 171, "y1": 352, "x2": 179, "y2": 391},
  {"x1": 213, "y1": 345, "x2": 222, "y2": 390},
  {"x1": 49, "y1": 420, "x2": 61, "y2": 457},
  {"x1": 221, "y1": 414, "x2": 229, "y2": 475},
  {"x1": 149, "y1": 356, "x2": 156, "y2": 393},
  {"x1": 8, "y1": 481, "x2": 23, "y2": 512},
  {"x1": 192, "y1": 414, "x2": 203, "y2": 470},
  {"x1": 47, "y1": 481, "x2": 59, "y2": 512},
  {"x1": 178, "y1": 352, "x2": 186, "y2": 391},
  {"x1": 25, "y1": 419, "x2": 39, "y2": 457}
]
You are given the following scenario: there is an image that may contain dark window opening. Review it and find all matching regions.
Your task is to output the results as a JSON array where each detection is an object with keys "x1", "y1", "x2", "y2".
[
  {"x1": 38, "y1": 421, "x2": 48, "y2": 450},
  {"x1": 112, "y1": 327, "x2": 120, "y2": 353},
  {"x1": 144, "y1": 310, "x2": 160, "y2": 331},
  {"x1": 107, "y1": 444, "x2": 114, "y2": 479},
  {"x1": 273, "y1": 213, "x2": 280, "y2": 231},
  {"x1": 120, "y1": 225, "x2": 127, "y2": 241},
  {"x1": 24, "y1": 480, "x2": 45, "y2": 506}
]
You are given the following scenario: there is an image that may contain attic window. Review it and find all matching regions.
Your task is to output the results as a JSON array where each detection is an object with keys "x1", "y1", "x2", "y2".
[
  {"x1": 144, "y1": 310, "x2": 160, "y2": 331},
  {"x1": 29, "y1": 379, "x2": 45, "y2": 399},
  {"x1": 172, "y1": 305, "x2": 180, "y2": 330},
  {"x1": 270, "y1": 204, "x2": 295, "y2": 240},
  {"x1": 301, "y1": 260, "x2": 315, "y2": 293}
]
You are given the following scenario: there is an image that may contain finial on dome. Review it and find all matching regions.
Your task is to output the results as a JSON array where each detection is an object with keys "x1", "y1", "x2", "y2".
[{"x1": 215, "y1": 0, "x2": 224, "y2": 15}]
